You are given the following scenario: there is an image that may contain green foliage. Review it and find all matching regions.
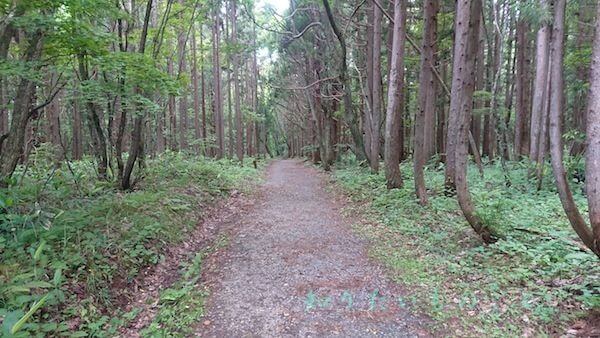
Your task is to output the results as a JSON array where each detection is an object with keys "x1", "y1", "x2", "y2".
[
  {"x1": 334, "y1": 160, "x2": 599, "y2": 336},
  {"x1": 140, "y1": 234, "x2": 228, "y2": 337},
  {"x1": 0, "y1": 152, "x2": 259, "y2": 336}
]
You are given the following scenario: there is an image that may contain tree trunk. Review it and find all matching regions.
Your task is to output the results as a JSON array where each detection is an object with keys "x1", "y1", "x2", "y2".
[
  {"x1": 369, "y1": 0, "x2": 383, "y2": 172},
  {"x1": 365, "y1": 2, "x2": 374, "y2": 164},
  {"x1": 213, "y1": 6, "x2": 224, "y2": 159},
  {"x1": 252, "y1": 24, "x2": 260, "y2": 158},
  {"x1": 0, "y1": 31, "x2": 44, "y2": 186},
  {"x1": 168, "y1": 56, "x2": 177, "y2": 151},
  {"x1": 451, "y1": 0, "x2": 495, "y2": 243},
  {"x1": 414, "y1": 0, "x2": 437, "y2": 202},
  {"x1": 0, "y1": 78, "x2": 7, "y2": 138},
  {"x1": 200, "y1": 25, "x2": 208, "y2": 155},
  {"x1": 177, "y1": 7, "x2": 188, "y2": 151},
  {"x1": 514, "y1": 12, "x2": 530, "y2": 158},
  {"x1": 192, "y1": 25, "x2": 201, "y2": 155},
  {"x1": 383, "y1": 0, "x2": 406, "y2": 189},
  {"x1": 549, "y1": 0, "x2": 599, "y2": 257},
  {"x1": 530, "y1": 0, "x2": 551, "y2": 161},
  {"x1": 585, "y1": 0, "x2": 600, "y2": 256},
  {"x1": 472, "y1": 19, "x2": 485, "y2": 156},
  {"x1": 72, "y1": 85, "x2": 83, "y2": 160},
  {"x1": 231, "y1": 0, "x2": 243, "y2": 163}
]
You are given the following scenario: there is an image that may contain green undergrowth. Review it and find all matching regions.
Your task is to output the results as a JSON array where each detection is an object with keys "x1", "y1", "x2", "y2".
[
  {"x1": 0, "y1": 148, "x2": 261, "y2": 336},
  {"x1": 333, "y1": 158, "x2": 599, "y2": 337},
  {"x1": 141, "y1": 234, "x2": 229, "y2": 337}
]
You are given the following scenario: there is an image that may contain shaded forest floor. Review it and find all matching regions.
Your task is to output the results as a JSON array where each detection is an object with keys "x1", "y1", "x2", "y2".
[
  {"x1": 0, "y1": 150, "x2": 260, "y2": 336},
  {"x1": 2, "y1": 153, "x2": 599, "y2": 336},
  {"x1": 332, "y1": 158, "x2": 599, "y2": 336}
]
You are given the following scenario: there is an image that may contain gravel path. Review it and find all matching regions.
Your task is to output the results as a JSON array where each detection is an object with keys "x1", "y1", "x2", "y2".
[{"x1": 198, "y1": 160, "x2": 429, "y2": 337}]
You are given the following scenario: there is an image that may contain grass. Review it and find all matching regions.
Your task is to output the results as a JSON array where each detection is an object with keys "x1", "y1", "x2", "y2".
[
  {"x1": 0, "y1": 146, "x2": 261, "y2": 336},
  {"x1": 332, "y1": 157, "x2": 599, "y2": 337}
]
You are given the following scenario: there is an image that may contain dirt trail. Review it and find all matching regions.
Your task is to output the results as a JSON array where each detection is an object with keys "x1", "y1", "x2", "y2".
[{"x1": 198, "y1": 160, "x2": 429, "y2": 337}]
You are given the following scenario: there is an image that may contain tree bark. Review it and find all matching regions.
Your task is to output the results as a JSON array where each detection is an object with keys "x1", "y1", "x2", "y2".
[
  {"x1": 213, "y1": 5, "x2": 225, "y2": 159},
  {"x1": 200, "y1": 24, "x2": 207, "y2": 155},
  {"x1": 414, "y1": 0, "x2": 438, "y2": 202},
  {"x1": 585, "y1": 0, "x2": 600, "y2": 257},
  {"x1": 0, "y1": 30, "x2": 44, "y2": 186},
  {"x1": 384, "y1": 0, "x2": 406, "y2": 189},
  {"x1": 369, "y1": 0, "x2": 383, "y2": 172},
  {"x1": 232, "y1": 0, "x2": 243, "y2": 163},
  {"x1": 46, "y1": 73, "x2": 62, "y2": 154},
  {"x1": 549, "y1": 0, "x2": 599, "y2": 257},
  {"x1": 471, "y1": 19, "x2": 485, "y2": 156},
  {"x1": 72, "y1": 84, "x2": 83, "y2": 160},
  {"x1": 530, "y1": 0, "x2": 551, "y2": 161},
  {"x1": 0, "y1": 78, "x2": 7, "y2": 138},
  {"x1": 168, "y1": 56, "x2": 177, "y2": 151},
  {"x1": 451, "y1": 0, "x2": 495, "y2": 243},
  {"x1": 514, "y1": 11, "x2": 530, "y2": 158},
  {"x1": 192, "y1": 25, "x2": 201, "y2": 155},
  {"x1": 177, "y1": 4, "x2": 188, "y2": 151}
]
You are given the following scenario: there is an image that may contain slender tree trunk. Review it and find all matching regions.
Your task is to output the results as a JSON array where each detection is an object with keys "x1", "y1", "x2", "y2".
[
  {"x1": 584, "y1": 0, "x2": 600, "y2": 257},
  {"x1": 156, "y1": 103, "x2": 166, "y2": 153},
  {"x1": 177, "y1": 8, "x2": 188, "y2": 151},
  {"x1": 225, "y1": 3, "x2": 234, "y2": 159},
  {"x1": 444, "y1": 4, "x2": 465, "y2": 192},
  {"x1": 503, "y1": 18, "x2": 516, "y2": 160},
  {"x1": 514, "y1": 12, "x2": 530, "y2": 158},
  {"x1": 370, "y1": 0, "x2": 383, "y2": 172},
  {"x1": 168, "y1": 57, "x2": 177, "y2": 151},
  {"x1": 365, "y1": 2, "x2": 374, "y2": 163},
  {"x1": 414, "y1": 0, "x2": 438, "y2": 203},
  {"x1": 213, "y1": 5, "x2": 224, "y2": 159},
  {"x1": 231, "y1": 0, "x2": 243, "y2": 163},
  {"x1": 383, "y1": 0, "x2": 406, "y2": 189},
  {"x1": 437, "y1": 61, "x2": 447, "y2": 158},
  {"x1": 72, "y1": 85, "x2": 83, "y2": 160},
  {"x1": 530, "y1": 0, "x2": 551, "y2": 161},
  {"x1": 472, "y1": 19, "x2": 485, "y2": 155},
  {"x1": 228, "y1": 68, "x2": 234, "y2": 158},
  {"x1": 200, "y1": 25, "x2": 207, "y2": 155},
  {"x1": 252, "y1": 24, "x2": 260, "y2": 157},
  {"x1": 550, "y1": 0, "x2": 599, "y2": 257},
  {"x1": 489, "y1": 0, "x2": 507, "y2": 161},
  {"x1": 192, "y1": 25, "x2": 201, "y2": 155},
  {"x1": 0, "y1": 31, "x2": 44, "y2": 186},
  {"x1": 0, "y1": 78, "x2": 7, "y2": 138},
  {"x1": 482, "y1": 5, "x2": 498, "y2": 160},
  {"x1": 451, "y1": 0, "x2": 494, "y2": 243},
  {"x1": 46, "y1": 73, "x2": 62, "y2": 161}
]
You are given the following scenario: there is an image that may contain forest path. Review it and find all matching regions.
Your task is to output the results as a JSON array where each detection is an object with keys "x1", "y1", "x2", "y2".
[{"x1": 198, "y1": 159, "x2": 429, "y2": 337}]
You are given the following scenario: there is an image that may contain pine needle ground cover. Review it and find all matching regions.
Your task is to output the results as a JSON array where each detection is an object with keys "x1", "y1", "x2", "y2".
[{"x1": 334, "y1": 160, "x2": 599, "y2": 336}]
